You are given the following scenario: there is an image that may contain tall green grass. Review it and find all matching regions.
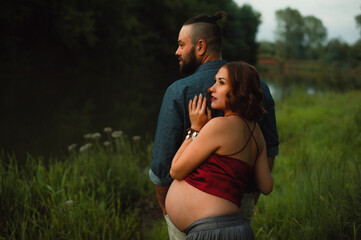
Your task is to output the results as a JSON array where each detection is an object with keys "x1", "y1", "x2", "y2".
[
  {"x1": 254, "y1": 90, "x2": 361, "y2": 239},
  {"x1": 0, "y1": 133, "x2": 155, "y2": 239},
  {"x1": 1, "y1": 91, "x2": 360, "y2": 239}
]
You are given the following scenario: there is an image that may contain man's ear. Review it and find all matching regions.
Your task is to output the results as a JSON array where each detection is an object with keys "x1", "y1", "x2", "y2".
[{"x1": 196, "y1": 39, "x2": 207, "y2": 56}]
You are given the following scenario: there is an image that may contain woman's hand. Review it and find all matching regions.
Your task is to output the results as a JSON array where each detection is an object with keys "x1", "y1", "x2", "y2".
[{"x1": 189, "y1": 94, "x2": 211, "y2": 131}]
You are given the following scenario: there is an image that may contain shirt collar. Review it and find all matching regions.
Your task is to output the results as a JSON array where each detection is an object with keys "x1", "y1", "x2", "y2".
[{"x1": 195, "y1": 60, "x2": 227, "y2": 73}]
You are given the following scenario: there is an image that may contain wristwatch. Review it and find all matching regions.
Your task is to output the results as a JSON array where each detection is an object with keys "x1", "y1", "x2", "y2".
[{"x1": 185, "y1": 128, "x2": 199, "y2": 141}]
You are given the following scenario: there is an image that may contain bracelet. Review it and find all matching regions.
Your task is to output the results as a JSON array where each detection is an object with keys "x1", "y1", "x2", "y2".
[{"x1": 185, "y1": 128, "x2": 199, "y2": 141}]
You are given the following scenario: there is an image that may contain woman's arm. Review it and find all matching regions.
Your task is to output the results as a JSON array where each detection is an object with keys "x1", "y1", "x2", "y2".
[
  {"x1": 170, "y1": 94, "x2": 221, "y2": 180},
  {"x1": 254, "y1": 137, "x2": 273, "y2": 195},
  {"x1": 170, "y1": 121, "x2": 221, "y2": 180}
]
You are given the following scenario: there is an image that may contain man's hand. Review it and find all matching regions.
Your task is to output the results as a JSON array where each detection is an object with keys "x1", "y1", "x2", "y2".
[
  {"x1": 155, "y1": 185, "x2": 169, "y2": 215},
  {"x1": 254, "y1": 192, "x2": 261, "y2": 204},
  {"x1": 268, "y1": 157, "x2": 275, "y2": 171}
]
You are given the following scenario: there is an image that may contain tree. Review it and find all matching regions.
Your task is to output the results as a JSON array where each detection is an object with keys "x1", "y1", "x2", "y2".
[
  {"x1": 275, "y1": 7, "x2": 305, "y2": 59},
  {"x1": 223, "y1": 3, "x2": 261, "y2": 64},
  {"x1": 356, "y1": 14, "x2": 361, "y2": 37},
  {"x1": 258, "y1": 41, "x2": 276, "y2": 57},
  {"x1": 350, "y1": 40, "x2": 361, "y2": 66},
  {"x1": 304, "y1": 16, "x2": 327, "y2": 47},
  {"x1": 321, "y1": 38, "x2": 349, "y2": 63},
  {"x1": 303, "y1": 15, "x2": 327, "y2": 59},
  {"x1": 275, "y1": 7, "x2": 328, "y2": 60}
]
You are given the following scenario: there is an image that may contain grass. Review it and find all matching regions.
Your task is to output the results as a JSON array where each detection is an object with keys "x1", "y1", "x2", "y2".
[
  {"x1": 253, "y1": 90, "x2": 361, "y2": 239},
  {"x1": 0, "y1": 133, "x2": 156, "y2": 239},
  {"x1": 1, "y1": 90, "x2": 360, "y2": 239}
]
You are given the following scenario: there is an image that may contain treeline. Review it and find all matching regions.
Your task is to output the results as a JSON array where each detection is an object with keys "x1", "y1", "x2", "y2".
[
  {"x1": 259, "y1": 7, "x2": 361, "y2": 67},
  {"x1": 0, "y1": 0, "x2": 262, "y2": 158},
  {"x1": 0, "y1": 0, "x2": 261, "y2": 68}
]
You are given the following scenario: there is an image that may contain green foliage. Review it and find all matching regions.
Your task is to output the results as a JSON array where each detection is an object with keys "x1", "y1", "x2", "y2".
[
  {"x1": 143, "y1": 220, "x2": 169, "y2": 240},
  {"x1": 0, "y1": 0, "x2": 259, "y2": 66},
  {"x1": 356, "y1": 14, "x2": 361, "y2": 36},
  {"x1": 264, "y1": 7, "x2": 361, "y2": 65},
  {"x1": 258, "y1": 41, "x2": 276, "y2": 57},
  {"x1": 223, "y1": 3, "x2": 261, "y2": 64},
  {"x1": 303, "y1": 16, "x2": 327, "y2": 48},
  {"x1": 275, "y1": 7, "x2": 329, "y2": 60},
  {"x1": 275, "y1": 7, "x2": 305, "y2": 59},
  {"x1": 350, "y1": 40, "x2": 361, "y2": 64},
  {"x1": 321, "y1": 38, "x2": 350, "y2": 63},
  {"x1": 303, "y1": 16, "x2": 327, "y2": 59},
  {"x1": 0, "y1": 132, "x2": 154, "y2": 239},
  {"x1": 253, "y1": 90, "x2": 361, "y2": 239}
]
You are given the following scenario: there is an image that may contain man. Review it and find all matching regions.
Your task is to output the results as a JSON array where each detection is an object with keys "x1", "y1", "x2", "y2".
[{"x1": 149, "y1": 11, "x2": 279, "y2": 240}]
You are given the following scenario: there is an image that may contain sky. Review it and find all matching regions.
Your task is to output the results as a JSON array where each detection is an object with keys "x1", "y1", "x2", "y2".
[{"x1": 234, "y1": 0, "x2": 361, "y2": 44}]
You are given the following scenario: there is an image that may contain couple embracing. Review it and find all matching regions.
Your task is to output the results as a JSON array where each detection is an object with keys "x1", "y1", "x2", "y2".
[{"x1": 149, "y1": 11, "x2": 279, "y2": 240}]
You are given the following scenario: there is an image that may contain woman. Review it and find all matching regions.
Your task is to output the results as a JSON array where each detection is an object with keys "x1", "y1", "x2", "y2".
[{"x1": 165, "y1": 61, "x2": 273, "y2": 239}]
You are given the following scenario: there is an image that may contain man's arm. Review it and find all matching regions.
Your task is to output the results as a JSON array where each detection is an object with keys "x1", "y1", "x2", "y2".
[
  {"x1": 268, "y1": 157, "x2": 275, "y2": 171},
  {"x1": 149, "y1": 86, "x2": 184, "y2": 212},
  {"x1": 155, "y1": 185, "x2": 169, "y2": 215}
]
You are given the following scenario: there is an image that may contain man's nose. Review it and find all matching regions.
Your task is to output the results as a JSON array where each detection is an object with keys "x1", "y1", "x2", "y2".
[{"x1": 175, "y1": 47, "x2": 180, "y2": 56}]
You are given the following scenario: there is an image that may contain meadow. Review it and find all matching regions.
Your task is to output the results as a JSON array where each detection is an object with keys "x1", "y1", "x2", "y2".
[{"x1": 1, "y1": 90, "x2": 360, "y2": 239}]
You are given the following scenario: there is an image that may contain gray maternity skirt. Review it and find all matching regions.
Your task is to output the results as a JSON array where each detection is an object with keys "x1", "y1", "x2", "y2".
[{"x1": 185, "y1": 212, "x2": 254, "y2": 240}]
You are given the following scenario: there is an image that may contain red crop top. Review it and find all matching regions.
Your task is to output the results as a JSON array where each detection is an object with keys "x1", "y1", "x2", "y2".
[
  {"x1": 184, "y1": 153, "x2": 253, "y2": 207},
  {"x1": 184, "y1": 117, "x2": 257, "y2": 207}
]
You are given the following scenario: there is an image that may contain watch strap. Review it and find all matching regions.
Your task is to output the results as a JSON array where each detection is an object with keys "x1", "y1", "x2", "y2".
[{"x1": 185, "y1": 128, "x2": 199, "y2": 140}]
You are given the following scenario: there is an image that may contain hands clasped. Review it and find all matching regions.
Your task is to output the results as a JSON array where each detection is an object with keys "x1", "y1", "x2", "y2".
[{"x1": 189, "y1": 94, "x2": 211, "y2": 131}]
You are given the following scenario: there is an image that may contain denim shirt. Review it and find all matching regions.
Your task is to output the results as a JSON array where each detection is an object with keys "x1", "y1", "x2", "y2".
[{"x1": 149, "y1": 60, "x2": 279, "y2": 186}]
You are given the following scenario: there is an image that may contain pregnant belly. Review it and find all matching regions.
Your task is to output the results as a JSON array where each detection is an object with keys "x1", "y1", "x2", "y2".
[{"x1": 165, "y1": 180, "x2": 239, "y2": 232}]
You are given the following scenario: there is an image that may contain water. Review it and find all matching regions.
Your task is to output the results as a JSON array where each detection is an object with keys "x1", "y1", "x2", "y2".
[
  {"x1": 268, "y1": 82, "x2": 318, "y2": 101},
  {"x1": 260, "y1": 67, "x2": 361, "y2": 102}
]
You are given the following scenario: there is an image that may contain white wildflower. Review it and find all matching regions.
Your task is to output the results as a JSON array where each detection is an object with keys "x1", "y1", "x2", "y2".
[
  {"x1": 103, "y1": 127, "x2": 113, "y2": 133},
  {"x1": 79, "y1": 143, "x2": 92, "y2": 153},
  {"x1": 91, "y1": 132, "x2": 101, "y2": 140},
  {"x1": 112, "y1": 131, "x2": 123, "y2": 138},
  {"x1": 64, "y1": 200, "x2": 74, "y2": 208},
  {"x1": 79, "y1": 145, "x2": 86, "y2": 153},
  {"x1": 68, "y1": 143, "x2": 77, "y2": 152},
  {"x1": 103, "y1": 141, "x2": 111, "y2": 146},
  {"x1": 83, "y1": 133, "x2": 92, "y2": 139},
  {"x1": 132, "y1": 136, "x2": 142, "y2": 142}
]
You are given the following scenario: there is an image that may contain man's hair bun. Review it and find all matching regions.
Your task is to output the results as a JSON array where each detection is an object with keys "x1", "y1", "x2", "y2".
[{"x1": 210, "y1": 11, "x2": 227, "y2": 22}]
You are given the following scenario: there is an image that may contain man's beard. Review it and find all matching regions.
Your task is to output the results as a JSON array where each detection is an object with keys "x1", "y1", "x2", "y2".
[{"x1": 179, "y1": 47, "x2": 201, "y2": 75}]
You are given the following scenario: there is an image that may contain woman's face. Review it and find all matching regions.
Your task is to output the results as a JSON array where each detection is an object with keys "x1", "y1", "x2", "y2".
[{"x1": 210, "y1": 66, "x2": 231, "y2": 111}]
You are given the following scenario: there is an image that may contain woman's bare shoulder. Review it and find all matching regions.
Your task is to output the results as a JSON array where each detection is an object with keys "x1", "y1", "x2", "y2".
[{"x1": 202, "y1": 117, "x2": 227, "y2": 129}]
